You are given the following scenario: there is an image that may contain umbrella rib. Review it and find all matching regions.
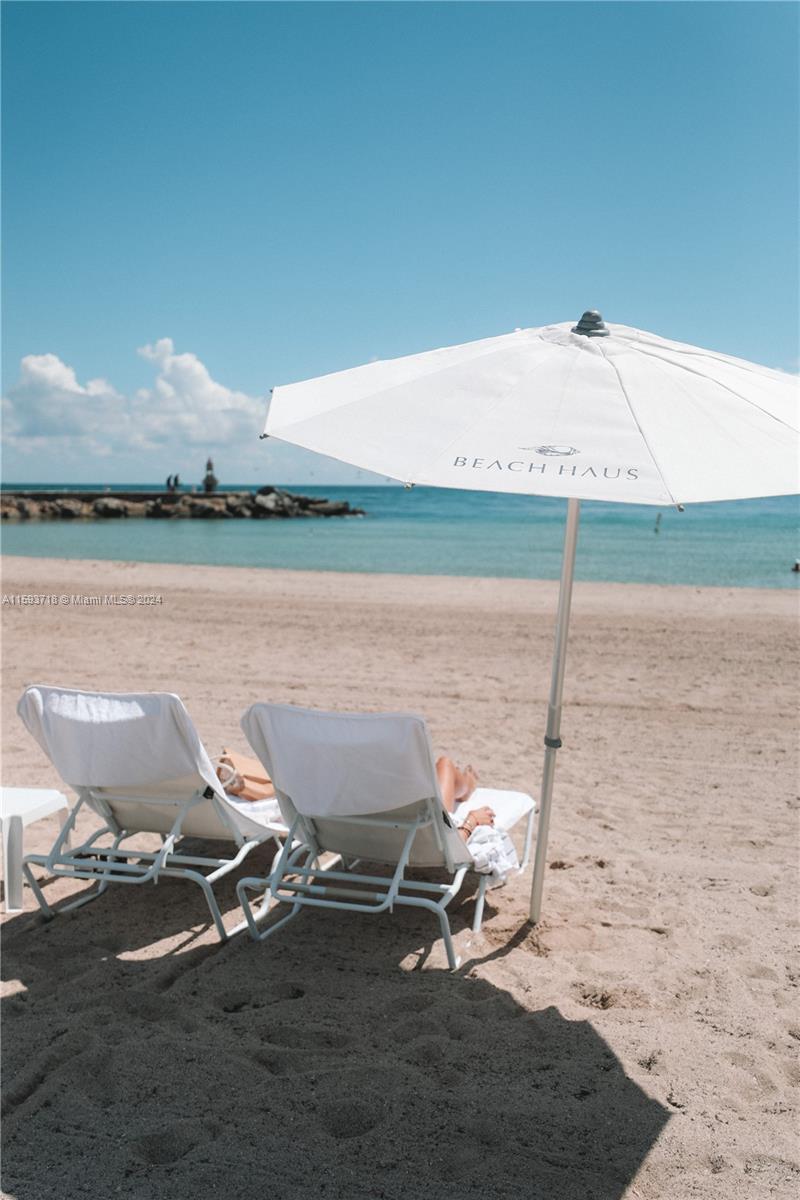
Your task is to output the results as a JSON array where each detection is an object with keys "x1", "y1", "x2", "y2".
[
  {"x1": 626, "y1": 330, "x2": 788, "y2": 380},
  {"x1": 597, "y1": 344, "x2": 679, "y2": 506},
  {"x1": 405, "y1": 342, "x2": 566, "y2": 482},
  {"x1": 629, "y1": 345, "x2": 799, "y2": 434},
  {"x1": 273, "y1": 334, "x2": 550, "y2": 440}
]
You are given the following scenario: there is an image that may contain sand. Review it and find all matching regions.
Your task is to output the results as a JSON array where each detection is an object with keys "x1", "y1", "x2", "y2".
[{"x1": 1, "y1": 554, "x2": 798, "y2": 1199}]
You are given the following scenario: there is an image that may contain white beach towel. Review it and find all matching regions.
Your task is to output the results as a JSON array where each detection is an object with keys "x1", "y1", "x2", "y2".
[
  {"x1": 462, "y1": 824, "x2": 519, "y2": 887},
  {"x1": 17, "y1": 685, "x2": 284, "y2": 840},
  {"x1": 18, "y1": 686, "x2": 224, "y2": 796}
]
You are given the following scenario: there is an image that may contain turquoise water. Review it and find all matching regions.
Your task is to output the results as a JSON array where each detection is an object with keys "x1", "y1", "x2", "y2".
[{"x1": 1, "y1": 486, "x2": 798, "y2": 589}]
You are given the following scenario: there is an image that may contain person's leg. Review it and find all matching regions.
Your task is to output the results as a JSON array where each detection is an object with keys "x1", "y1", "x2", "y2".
[
  {"x1": 435, "y1": 757, "x2": 479, "y2": 813},
  {"x1": 436, "y1": 756, "x2": 459, "y2": 813}
]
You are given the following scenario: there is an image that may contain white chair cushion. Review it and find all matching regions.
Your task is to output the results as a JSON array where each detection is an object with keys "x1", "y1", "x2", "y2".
[{"x1": 453, "y1": 787, "x2": 535, "y2": 833}]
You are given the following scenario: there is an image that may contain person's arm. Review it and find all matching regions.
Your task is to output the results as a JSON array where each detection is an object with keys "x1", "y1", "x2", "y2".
[{"x1": 457, "y1": 805, "x2": 495, "y2": 840}]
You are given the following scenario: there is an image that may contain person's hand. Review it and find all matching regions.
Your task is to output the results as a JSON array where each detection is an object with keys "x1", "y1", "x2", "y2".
[{"x1": 460, "y1": 805, "x2": 495, "y2": 837}]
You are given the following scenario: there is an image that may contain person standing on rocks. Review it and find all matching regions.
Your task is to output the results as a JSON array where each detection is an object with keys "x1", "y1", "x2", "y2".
[{"x1": 203, "y1": 459, "x2": 218, "y2": 494}]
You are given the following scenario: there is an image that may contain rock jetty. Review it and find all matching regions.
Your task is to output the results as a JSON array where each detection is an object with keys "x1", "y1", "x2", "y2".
[{"x1": 1, "y1": 487, "x2": 365, "y2": 521}]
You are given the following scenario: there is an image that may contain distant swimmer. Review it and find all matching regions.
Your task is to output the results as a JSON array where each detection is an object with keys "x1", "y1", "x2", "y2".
[
  {"x1": 793, "y1": 560, "x2": 800, "y2": 573},
  {"x1": 654, "y1": 512, "x2": 662, "y2": 535}
]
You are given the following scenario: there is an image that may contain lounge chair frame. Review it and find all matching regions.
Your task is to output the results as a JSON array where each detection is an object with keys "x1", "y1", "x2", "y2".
[
  {"x1": 238, "y1": 798, "x2": 533, "y2": 970},
  {"x1": 23, "y1": 786, "x2": 282, "y2": 941}
]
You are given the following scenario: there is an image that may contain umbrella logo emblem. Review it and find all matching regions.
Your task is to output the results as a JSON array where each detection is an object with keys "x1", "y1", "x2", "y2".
[{"x1": 520, "y1": 445, "x2": 580, "y2": 456}]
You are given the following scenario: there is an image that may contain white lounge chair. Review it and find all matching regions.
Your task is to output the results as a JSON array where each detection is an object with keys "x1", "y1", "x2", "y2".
[
  {"x1": 17, "y1": 685, "x2": 286, "y2": 940},
  {"x1": 236, "y1": 703, "x2": 536, "y2": 969}
]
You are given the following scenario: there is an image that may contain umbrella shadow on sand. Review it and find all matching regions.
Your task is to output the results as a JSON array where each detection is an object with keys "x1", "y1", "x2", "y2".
[{"x1": 2, "y1": 874, "x2": 670, "y2": 1200}]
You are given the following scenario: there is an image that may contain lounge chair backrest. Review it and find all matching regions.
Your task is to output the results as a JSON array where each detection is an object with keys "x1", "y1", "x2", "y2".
[
  {"x1": 17, "y1": 685, "x2": 256, "y2": 840},
  {"x1": 241, "y1": 703, "x2": 471, "y2": 870}
]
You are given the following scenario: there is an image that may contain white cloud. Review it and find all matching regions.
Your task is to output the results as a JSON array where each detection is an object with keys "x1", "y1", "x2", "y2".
[
  {"x1": 2, "y1": 340, "x2": 264, "y2": 460},
  {"x1": 131, "y1": 338, "x2": 262, "y2": 449},
  {"x1": 1, "y1": 340, "x2": 392, "y2": 484},
  {"x1": 2, "y1": 353, "x2": 125, "y2": 451}
]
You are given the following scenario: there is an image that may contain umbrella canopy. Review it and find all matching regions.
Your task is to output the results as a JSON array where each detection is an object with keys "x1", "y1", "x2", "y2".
[
  {"x1": 264, "y1": 313, "x2": 799, "y2": 506},
  {"x1": 261, "y1": 312, "x2": 799, "y2": 927}
]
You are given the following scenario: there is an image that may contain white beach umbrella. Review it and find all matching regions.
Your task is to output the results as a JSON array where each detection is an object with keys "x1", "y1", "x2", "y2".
[{"x1": 262, "y1": 311, "x2": 800, "y2": 922}]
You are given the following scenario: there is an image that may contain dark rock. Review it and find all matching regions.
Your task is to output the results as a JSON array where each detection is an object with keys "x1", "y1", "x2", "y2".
[
  {"x1": 225, "y1": 493, "x2": 252, "y2": 513},
  {"x1": 187, "y1": 499, "x2": 230, "y2": 519},
  {"x1": 253, "y1": 492, "x2": 282, "y2": 516},
  {"x1": 308, "y1": 500, "x2": 351, "y2": 517},
  {"x1": 14, "y1": 499, "x2": 40, "y2": 519},
  {"x1": 146, "y1": 499, "x2": 177, "y2": 518},
  {"x1": 93, "y1": 498, "x2": 129, "y2": 518},
  {"x1": 254, "y1": 486, "x2": 301, "y2": 515},
  {"x1": 0, "y1": 488, "x2": 365, "y2": 522},
  {"x1": 56, "y1": 500, "x2": 86, "y2": 519}
]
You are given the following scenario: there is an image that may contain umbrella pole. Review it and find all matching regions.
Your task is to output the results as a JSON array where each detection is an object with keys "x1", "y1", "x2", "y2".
[{"x1": 529, "y1": 497, "x2": 581, "y2": 923}]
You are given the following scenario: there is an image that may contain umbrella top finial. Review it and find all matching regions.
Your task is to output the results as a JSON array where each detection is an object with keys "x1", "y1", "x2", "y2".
[{"x1": 571, "y1": 310, "x2": 609, "y2": 337}]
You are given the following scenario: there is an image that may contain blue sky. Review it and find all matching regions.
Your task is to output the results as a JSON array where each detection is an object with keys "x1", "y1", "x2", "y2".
[{"x1": 2, "y1": 0, "x2": 798, "y2": 485}]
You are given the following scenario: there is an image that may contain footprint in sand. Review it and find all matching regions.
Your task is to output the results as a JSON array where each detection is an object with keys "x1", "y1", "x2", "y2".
[
  {"x1": 261, "y1": 1025, "x2": 353, "y2": 1050},
  {"x1": 2, "y1": 1030, "x2": 93, "y2": 1115},
  {"x1": 121, "y1": 991, "x2": 197, "y2": 1033},
  {"x1": 318, "y1": 1097, "x2": 387, "y2": 1139},
  {"x1": 743, "y1": 961, "x2": 779, "y2": 982},
  {"x1": 402, "y1": 1035, "x2": 449, "y2": 1067},
  {"x1": 637, "y1": 1051, "x2": 662, "y2": 1073},
  {"x1": 393, "y1": 992, "x2": 436, "y2": 1014},
  {"x1": 216, "y1": 981, "x2": 304, "y2": 1011},
  {"x1": 724, "y1": 1052, "x2": 779, "y2": 1094},
  {"x1": 574, "y1": 983, "x2": 649, "y2": 1010},
  {"x1": 92, "y1": 932, "x2": 126, "y2": 953},
  {"x1": 390, "y1": 1014, "x2": 447, "y2": 1043},
  {"x1": 253, "y1": 1048, "x2": 295, "y2": 1076},
  {"x1": 130, "y1": 1122, "x2": 199, "y2": 1165},
  {"x1": 575, "y1": 985, "x2": 617, "y2": 1010}
]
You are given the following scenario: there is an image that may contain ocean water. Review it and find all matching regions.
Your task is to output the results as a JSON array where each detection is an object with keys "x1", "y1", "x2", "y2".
[{"x1": 1, "y1": 485, "x2": 798, "y2": 589}]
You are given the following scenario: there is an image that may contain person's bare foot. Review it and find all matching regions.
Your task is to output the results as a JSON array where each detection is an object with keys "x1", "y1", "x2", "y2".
[{"x1": 454, "y1": 764, "x2": 479, "y2": 803}]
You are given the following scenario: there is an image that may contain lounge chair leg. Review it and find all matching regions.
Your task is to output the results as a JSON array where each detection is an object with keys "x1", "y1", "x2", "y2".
[
  {"x1": 521, "y1": 807, "x2": 535, "y2": 870},
  {"x1": 93, "y1": 832, "x2": 127, "y2": 897},
  {"x1": 183, "y1": 869, "x2": 228, "y2": 941},
  {"x1": 235, "y1": 874, "x2": 305, "y2": 942},
  {"x1": 250, "y1": 900, "x2": 303, "y2": 943},
  {"x1": 229, "y1": 881, "x2": 273, "y2": 939},
  {"x1": 21, "y1": 860, "x2": 54, "y2": 918},
  {"x1": 437, "y1": 907, "x2": 460, "y2": 971},
  {"x1": 22, "y1": 859, "x2": 107, "y2": 917},
  {"x1": 472, "y1": 875, "x2": 488, "y2": 933}
]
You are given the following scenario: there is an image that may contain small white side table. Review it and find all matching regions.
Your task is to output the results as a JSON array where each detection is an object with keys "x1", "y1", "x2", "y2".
[{"x1": 1, "y1": 787, "x2": 71, "y2": 913}]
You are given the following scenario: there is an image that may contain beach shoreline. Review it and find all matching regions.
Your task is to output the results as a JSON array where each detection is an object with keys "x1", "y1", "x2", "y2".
[
  {"x1": 2, "y1": 555, "x2": 798, "y2": 1198},
  {"x1": 2, "y1": 488, "x2": 798, "y2": 591}
]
